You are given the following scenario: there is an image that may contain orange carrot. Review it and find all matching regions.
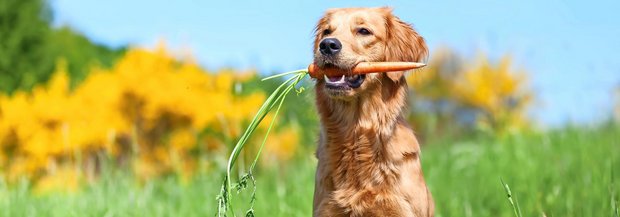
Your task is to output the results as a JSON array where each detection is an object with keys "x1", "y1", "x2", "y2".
[{"x1": 308, "y1": 62, "x2": 426, "y2": 78}]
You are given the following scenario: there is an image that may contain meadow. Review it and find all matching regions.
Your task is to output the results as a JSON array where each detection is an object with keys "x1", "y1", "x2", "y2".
[
  {"x1": 2, "y1": 2, "x2": 619, "y2": 215},
  {"x1": 1, "y1": 123, "x2": 617, "y2": 217}
]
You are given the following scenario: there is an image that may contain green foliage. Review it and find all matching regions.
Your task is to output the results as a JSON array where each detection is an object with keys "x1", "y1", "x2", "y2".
[
  {"x1": 0, "y1": 0, "x2": 124, "y2": 94},
  {"x1": 46, "y1": 26, "x2": 126, "y2": 89},
  {"x1": 0, "y1": 0, "x2": 52, "y2": 93}
]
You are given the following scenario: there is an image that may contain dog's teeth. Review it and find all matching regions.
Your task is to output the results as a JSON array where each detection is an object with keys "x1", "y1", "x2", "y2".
[{"x1": 324, "y1": 74, "x2": 348, "y2": 84}]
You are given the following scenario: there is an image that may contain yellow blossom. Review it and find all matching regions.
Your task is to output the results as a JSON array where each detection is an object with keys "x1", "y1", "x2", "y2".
[{"x1": 0, "y1": 43, "x2": 277, "y2": 185}]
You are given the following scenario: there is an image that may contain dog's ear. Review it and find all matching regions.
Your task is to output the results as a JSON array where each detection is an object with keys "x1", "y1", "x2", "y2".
[
  {"x1": 382, "y1": 8, "x2": 428, "y2": 83},
  {"x1": 313, "y1": 10, "x2": 334, "y2": 52}
]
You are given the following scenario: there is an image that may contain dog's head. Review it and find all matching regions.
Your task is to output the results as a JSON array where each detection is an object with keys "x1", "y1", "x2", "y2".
[{"x1": 313, "y1": 7, "x2": 428, "y2": 100}]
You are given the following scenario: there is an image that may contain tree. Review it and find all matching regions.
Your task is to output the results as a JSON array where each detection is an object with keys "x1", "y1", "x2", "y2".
[
  {"x1": 0, "y1": 0, "x2": 53, "y2": 93},
  {"x1": 0, "y1": 0, "x2": 124, "y2": 94}
]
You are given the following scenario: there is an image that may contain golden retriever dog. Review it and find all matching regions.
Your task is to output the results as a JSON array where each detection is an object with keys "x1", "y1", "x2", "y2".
[{"x1": 312, "y1": 7, "x2": 433, "y2": 217}]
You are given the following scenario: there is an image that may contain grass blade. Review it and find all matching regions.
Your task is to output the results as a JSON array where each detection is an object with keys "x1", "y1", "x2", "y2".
[{"x1": 500, "y1": 178, "x2": 523, "y2": 217}]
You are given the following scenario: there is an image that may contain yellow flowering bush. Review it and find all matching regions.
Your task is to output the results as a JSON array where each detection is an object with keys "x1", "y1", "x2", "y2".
[
  {"x1": 452, "y1": 54, "x2": 532, "y2": 132},
  {"x1": 0, "y1": 44, "x2": 299, "y2": 191},
  {"x1": 407, "y1": 49, "x2": 532, "y2": 135}
]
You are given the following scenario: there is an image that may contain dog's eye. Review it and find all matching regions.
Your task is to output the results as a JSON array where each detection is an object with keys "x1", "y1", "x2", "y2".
[
  {"x1": 357, "y1": 28, "x2": 372, "y2": 36},
  {"x1": 322, "y1": 29, "x2": 332, "y2": 36}
]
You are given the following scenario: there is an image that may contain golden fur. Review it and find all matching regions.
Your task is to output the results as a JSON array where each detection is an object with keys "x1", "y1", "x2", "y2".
[{"x1": 312, "y1": 7, "x2": 434, "y2": 217}]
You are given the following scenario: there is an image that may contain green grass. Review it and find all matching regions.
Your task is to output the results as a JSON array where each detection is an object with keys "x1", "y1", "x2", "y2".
[
  {"x1": 1, "y1": 124, "x2": 618, "y2": 216},
  {"x1": 423, "y1": 124, "x2": 619, "y2": 217}
]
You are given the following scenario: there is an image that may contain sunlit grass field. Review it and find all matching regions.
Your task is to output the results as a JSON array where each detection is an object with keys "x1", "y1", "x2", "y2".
[
  {"x1": 3, "y1": 2, "x2": 620, "y2": 216},
  {"x1": 1, "y1": 124, "x2": 617, "y2": 217}
]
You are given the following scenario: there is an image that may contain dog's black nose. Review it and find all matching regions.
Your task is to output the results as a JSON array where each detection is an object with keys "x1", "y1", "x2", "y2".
[{"x1": 319, "y1": 38, "x2": 342, "y2": 56}]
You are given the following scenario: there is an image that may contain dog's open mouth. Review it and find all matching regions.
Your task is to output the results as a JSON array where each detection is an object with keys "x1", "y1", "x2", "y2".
[
  {"x1": 320, "y1": 63, "x2": 365, "y2": 89},
  {"x1": 323, "y1": 74, "x2": 365, "y2": 89}
]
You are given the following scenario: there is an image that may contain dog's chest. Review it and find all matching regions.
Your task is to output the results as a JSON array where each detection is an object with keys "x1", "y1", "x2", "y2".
[{"x1": 322, "y1": 130, "x2": 399, "y2": 189}]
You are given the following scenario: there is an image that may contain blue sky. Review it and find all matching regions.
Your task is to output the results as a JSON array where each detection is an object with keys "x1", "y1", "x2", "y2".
[{"x1": 50, "y1": 0, "x2": 620, "y2": 126}]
